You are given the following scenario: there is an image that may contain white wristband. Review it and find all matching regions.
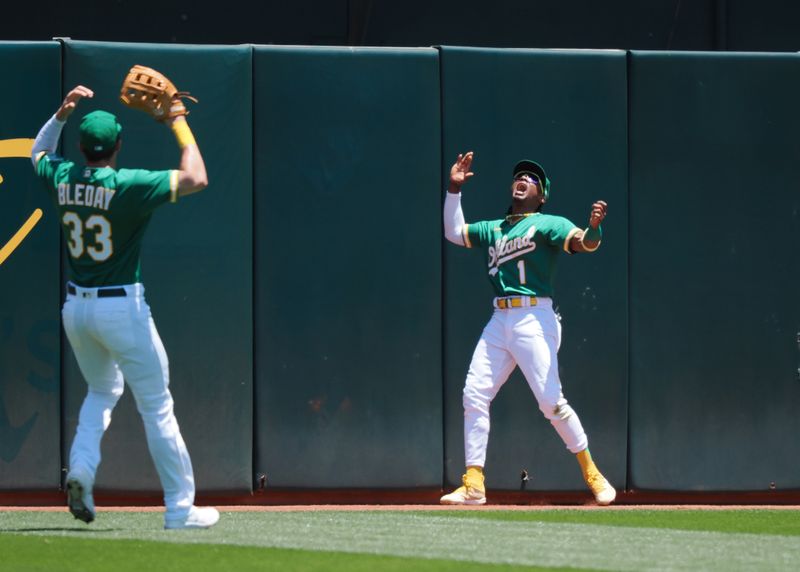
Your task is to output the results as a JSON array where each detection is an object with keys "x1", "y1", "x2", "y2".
[{"x1": 443, "y1": 191, "x2": 466, "y2": 246}]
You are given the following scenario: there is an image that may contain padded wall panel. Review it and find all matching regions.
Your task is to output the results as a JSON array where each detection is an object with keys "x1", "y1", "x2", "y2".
[
  {"x1": 0, "y1": 42, "x2": 62, "y2": 489},
  {"x1": 253, "y1": 46, "x2": 442, "y2": 488},
  {"x1": 629, "y1": 51, "x2": 800, "y2": 491},
  {"x1": 62, "y1": 40, "x2": 253, "y2": 493},
  {"x1": 440, "y1": 47, "x2": 629, "y2": 493}
]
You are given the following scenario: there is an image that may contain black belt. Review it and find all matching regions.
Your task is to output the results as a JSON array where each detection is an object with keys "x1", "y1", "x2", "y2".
[{"x1": 67, "y1": 284, "x2": 127, "y2": 298}]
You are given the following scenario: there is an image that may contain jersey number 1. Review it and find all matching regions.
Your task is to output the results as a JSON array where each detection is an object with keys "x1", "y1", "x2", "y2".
[
  {"x1": 62, "y1": 212, "x2": 113, "y2": 262},
  {"x1": 517, "y1": 260, "x2": 527, "y2": 284}
]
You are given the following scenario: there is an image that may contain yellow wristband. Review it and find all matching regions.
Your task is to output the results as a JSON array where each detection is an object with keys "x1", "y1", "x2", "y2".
[{"x1": 171, "y1": 120, "x2": 196, "y2": 149}]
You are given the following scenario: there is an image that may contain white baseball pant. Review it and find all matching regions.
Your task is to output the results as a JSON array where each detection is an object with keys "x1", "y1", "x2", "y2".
[
  {"x1": 61, "y1": 282, "x2": 195, "y2": 520},
  {"x1": 462, "y1": 298, "x2": 588, "y2": 467}
]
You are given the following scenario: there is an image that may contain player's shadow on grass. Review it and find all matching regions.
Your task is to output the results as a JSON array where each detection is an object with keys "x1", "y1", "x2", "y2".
[{"x1": 3, "y1": 527, "x2": 121, "y2": 533}]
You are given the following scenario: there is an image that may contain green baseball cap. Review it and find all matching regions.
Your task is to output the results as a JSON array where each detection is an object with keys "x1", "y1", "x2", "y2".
[
  {"x1": 79, "y1": 110, "x2": 122, "y2": 154},
  {"x1": 513, "y1": 159, "x2": 551, "y2": 201}
]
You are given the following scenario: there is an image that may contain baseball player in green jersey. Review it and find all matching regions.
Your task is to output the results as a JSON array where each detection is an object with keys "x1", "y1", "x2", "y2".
[
  {"x1": 441, "y1": 151, "x2": 615, "y2": 506},
  {"x1": 30, "y1": 85, "x2": 219, "y2": 528}
]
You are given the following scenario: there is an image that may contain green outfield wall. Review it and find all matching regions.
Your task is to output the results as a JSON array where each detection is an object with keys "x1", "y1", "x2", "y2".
[
  {"x1": 60, "y1": 40, "x2": 254, "y2": 494},
  {"x1": 628, "y1": 51, "x2": 800, "y2": 491},
  {"x1": 0, "y1": 42, "x2": 62, "y2": 490},
  {"x1": 0, "y1": 41, "x2": 797, "y2": 497},
  {"x1": 252, "y1": 46, "x2": 443, "y2": 488}
]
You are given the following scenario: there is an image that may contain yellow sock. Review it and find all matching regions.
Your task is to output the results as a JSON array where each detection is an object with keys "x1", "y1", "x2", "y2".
[
  {"x1": 466, "y1": 466, "x2": 484, "y2": 478},
  {"x1": 576, "y1": 449, "x2": 598, "y2": 479},
  {"x1": 465, "y1": 466, "x2": 484, "y2": 489}
]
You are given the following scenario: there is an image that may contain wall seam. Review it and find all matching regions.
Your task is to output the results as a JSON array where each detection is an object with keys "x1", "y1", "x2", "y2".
[
  {"x1": 436, "y1": 44, "x2": 447, "y2": 494},
  {"x1": 55, "y1": 36, "x2": 67, "y2": 492},
  {"x1": 250, "y1": 44, "x2": 258, "y2": 495},
  {"x1": 624, "y1": 49, "x2": 633, "y2": 495}
]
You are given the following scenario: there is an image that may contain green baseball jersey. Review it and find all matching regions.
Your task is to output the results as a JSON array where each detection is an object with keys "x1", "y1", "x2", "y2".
[
  {"x1": 464, "y1": 213, "x2": 580, "y2": 298},
  {"x1": 36, "y1": 153, "x2": 178, "y2": 287}
]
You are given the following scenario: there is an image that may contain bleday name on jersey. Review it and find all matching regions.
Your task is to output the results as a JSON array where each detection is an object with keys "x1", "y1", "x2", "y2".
[{"x1": 57, "y1": 182, "x2": 116, "y2": 211}]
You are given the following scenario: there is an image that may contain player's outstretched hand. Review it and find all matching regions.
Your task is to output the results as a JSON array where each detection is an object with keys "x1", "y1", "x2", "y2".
[
  {"x1": 450, "y1": 151, "x2": 475, "y2": 188},
  {"x1": 589, "y1": 200, "x2": 608, "y2": 229},
  {"x1": 56, "y1": 86, "x2": 94, "y2": 121}
]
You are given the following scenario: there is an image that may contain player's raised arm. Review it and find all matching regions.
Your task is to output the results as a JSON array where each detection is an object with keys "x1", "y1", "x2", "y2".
[
  {"x1": 166, "y1": 115, "x2": 208, "y2": 197},
  {"x1": 119, "y1": 66, "x2": 207, "y2": 197},
  {"x1": 31, "y1": 85, "x2": 94, "y2": 166},
  {"x1": 443, "y1": 151, "x2": 475, "y2": 246},
  {"x1": 569, "y1": 200, "x2": 607, "y2": 253}
]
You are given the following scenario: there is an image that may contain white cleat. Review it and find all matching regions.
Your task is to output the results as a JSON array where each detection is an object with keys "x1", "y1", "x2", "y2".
[
  {"x1": 587, "y1": 473, "x2": 617, "y2": 506},
  {"x1": 164, "y1": 506, "x2": 220, "y2": 530},
  {"x1": 66, "y1": 471, "x2": 96, "y2": 524},
  {"x1": 440, "y1": 485, "x2": 487, "y2": 506}
]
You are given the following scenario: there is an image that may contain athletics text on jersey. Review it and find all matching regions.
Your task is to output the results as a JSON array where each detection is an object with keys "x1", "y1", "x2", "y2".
[
  {"x1": 36, "y1": 153, "x2": 178, "y2": 287},
  {"x1": 464, "y1": 213, "x2": 580, "y2": 297}
]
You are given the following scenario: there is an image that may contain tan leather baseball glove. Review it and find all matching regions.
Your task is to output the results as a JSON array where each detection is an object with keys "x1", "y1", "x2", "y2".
[{"x1": 119, "y1": 65, "x2": 198, "y2": 121}]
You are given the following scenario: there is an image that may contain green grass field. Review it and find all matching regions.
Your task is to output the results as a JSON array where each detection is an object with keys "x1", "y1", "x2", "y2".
[{"x1": 1, "y1": 508, "x2": 799, "y2": 571}]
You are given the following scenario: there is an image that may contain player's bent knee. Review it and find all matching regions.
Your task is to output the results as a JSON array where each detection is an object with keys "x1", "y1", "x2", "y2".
[
  {"x1": 87, "y1": 386, "x2": 124, "y2": 400},
  {"x1": 463, "y1": 386, "x2": 491, "y2": 414},
  {"x1": 540, "y1": 401, "x2": 575, "y2": 421},
  {"x1": 133, "y1": 391, "x2": 174, "y2": 417},
  {"x1": 470, "y1": 415, "x2": 490, "y2": 435}
]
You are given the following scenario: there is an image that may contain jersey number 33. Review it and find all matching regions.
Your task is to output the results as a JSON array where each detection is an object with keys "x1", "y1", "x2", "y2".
[{"x1": 62, "y1": 211, "x2": 113, "y2": 262}]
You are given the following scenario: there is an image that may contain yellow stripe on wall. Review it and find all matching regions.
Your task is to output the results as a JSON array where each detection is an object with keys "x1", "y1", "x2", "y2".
[
  {"x1": 0, "y1": 138, "x2": 40, "y2": 266},
  {"x1": 0, "y1": 209, "x2": 43, "y2": 266},
  {"x1": 0, "y1": 138, "x2": 34, "y2": 158}
]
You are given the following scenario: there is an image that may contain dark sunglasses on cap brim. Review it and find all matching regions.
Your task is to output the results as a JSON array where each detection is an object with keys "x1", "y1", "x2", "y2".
[{"x1": 514, "y1": 172, "x2": 540, "y2": 185}]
